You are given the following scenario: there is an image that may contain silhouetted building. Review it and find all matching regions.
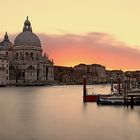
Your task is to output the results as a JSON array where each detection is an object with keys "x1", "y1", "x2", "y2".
[
  {"x1": 54, "y1": 66, "x2": 73, "y2": 83},
  {"x1": 106, "y1": 70, "x2": 124, "y2": 83},
  {"x1": 60, "y1": 63, "x2": 107, "y2": 84}
]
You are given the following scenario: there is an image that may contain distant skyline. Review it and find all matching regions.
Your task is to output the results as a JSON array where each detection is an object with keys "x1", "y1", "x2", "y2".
[{"x1": 1, "y1": 0, "x2": 140, "y2": 70}]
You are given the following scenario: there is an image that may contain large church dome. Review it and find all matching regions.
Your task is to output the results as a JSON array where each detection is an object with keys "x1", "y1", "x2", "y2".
[
  {"x1": 14, "y1": 31, "x2": 41, "y2": 47},
  {"x1": 14, "y1": 17, "x2": 41, "y2": 47}
]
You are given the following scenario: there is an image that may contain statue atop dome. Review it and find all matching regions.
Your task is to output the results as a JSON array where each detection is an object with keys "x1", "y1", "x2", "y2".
[
  {"x1": 4, "y1": 32, "x2": 9, "y2": 42},
  {"x1": 23, "y1": 16, "x2": 32, "y2": 32}
]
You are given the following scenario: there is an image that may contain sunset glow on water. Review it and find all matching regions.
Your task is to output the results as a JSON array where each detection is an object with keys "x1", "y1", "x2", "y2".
[{"x1": 0, "y1": 85, "x2": 140, "y2": 140}]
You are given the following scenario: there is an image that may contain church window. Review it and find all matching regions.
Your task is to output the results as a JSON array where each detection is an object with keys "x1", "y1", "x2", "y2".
[
  {"x1": 20, "y1": 52, "x2": 23, "y2": 60},
  {"x1": 26, "y1": 53, "x2": 29, "y2": 60},
  {"x1": 22, "y1": 72, "x2": 25, "y2": 76},
  {"x1": 10, "y1": 66, "x2": 15, "y2": 70},
  {"x1": 15, "y1": 53, "x2": 18, "y2": 59},
  {"x1": 30, "y1": 53, "x2": 33, "y2": 60},
  {"x1": 27, "y1": 65, "x2": 35, "y2": 70}
]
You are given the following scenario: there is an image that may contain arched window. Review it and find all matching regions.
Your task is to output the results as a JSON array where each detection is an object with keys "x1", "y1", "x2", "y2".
[
  {"x1": 15, "y1": 53, "x2": 18, "y2": 59},
  {"x1": 20, "y1": 52, "x2": 24, "y2": 60},
  {"x1": 26, "y1": 53, "x2": 29, "y2": 60},
  {"x1": 9, "y1": 66, "x2": 15, "y2": 70},
  {"x1": 30, "y1": 53, "x2": 33, "y2": 60},
  {"x1": 27, "y1": 65, "x2": 35, "y2": 70}
]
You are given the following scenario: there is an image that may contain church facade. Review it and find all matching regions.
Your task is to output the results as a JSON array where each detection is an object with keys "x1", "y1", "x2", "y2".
[{"x1": 0, "y1": 17, "x2": 54, "y2": 86}]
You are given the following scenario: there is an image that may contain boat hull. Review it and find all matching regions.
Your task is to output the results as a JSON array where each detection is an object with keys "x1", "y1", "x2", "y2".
[
  {"x1": 83, "y1": 94, "x2": 111, "y2": 102},
  {"x1": 98, "y1": 96, "x2": 140, "y2": 105},
  {"x1": 99, "y1": 98, "x2": 124, "y2": 105}
]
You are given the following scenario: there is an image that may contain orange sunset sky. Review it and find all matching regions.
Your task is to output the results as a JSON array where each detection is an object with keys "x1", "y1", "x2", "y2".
[{"x1": 1, "y1": 0, "x2": 140, "y2": 70}]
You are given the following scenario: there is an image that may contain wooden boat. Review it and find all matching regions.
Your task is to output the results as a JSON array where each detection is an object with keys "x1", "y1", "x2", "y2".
[
  {"x1": 98, "y1": 95, "x2": 140, "y2": 106},
  {"x1": 98, "y1": 96, "x2": 124, "y2": 105}
]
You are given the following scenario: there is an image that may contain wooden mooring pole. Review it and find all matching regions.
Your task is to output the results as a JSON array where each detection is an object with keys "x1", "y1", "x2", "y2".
[
  {"x1": 118, "y1": 75, "x2": 121, "y2": 95},
  {"x1": 83, "y1": 76, "x2": 87, "y2": 102},
  {"x1": 130, "y1": 96, "x2": 134, "y2": 108},
  {"x1": 111, "y1": 77, "x2": 113, "y2": 94}
]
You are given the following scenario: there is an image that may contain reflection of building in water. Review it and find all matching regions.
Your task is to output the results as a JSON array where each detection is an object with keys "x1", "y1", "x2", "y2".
[{"x1": 0, "y1": 17, "x2": 54, "y2": 86}]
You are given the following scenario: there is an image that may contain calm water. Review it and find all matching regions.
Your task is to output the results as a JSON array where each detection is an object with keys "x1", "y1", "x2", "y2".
[{"x1": 0, "y1": 85, "x2": 140, "y2": 140}]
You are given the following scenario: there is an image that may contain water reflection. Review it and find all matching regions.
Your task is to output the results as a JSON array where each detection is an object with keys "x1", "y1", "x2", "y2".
[{"x1": 0, "y1": 85, "x2": 139, "y2": 140}]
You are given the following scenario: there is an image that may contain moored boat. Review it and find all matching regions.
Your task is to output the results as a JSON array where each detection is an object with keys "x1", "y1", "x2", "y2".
[
  {"x1": 84, "y1": 94, "x2": 111, "y2": 102},
  {"x1": 98, "y1": 94, "x2": 140, "y2": 106},
  {"x1": 97, "y1": 96, "x2": 124, "y2": 105}
]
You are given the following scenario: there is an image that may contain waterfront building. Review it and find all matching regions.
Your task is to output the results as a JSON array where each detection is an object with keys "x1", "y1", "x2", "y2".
[
  {"x1": 0, "y1": 17, "x2": 54, "y2": 86},
  {"x1": 0, "y1": 54, "x2": 9, "y2": 85},
  {"x1": 109, "y1": 70, "x2": 124, "y2": 83},
  {"x1": 0, "y1": 32, "x2": 13, "y2": 85},
  {"x1": 88, "y1": 64, "x2": 106, "y2": 83},
  {"x1": 74, "y1": 64, "x2": 106, "y2": 84},
  {"x1": 125, "y1": 71, "x2": 140, "y2": 81},
  {"x1": 54, "y1": 66, "x2": 73, "y2": 83},
  {"x1": 60, "y1": 64, "x2": 107, "y2": 84},
  {"x1": 74, "y1": 64, "x2": 88, "y2": 74},
  {"x1": 125, "y1": 71, "x2": 140, "y2": 88},
  {"x1": 106, "y1": 70, "x2": 112, "y2": 83}
]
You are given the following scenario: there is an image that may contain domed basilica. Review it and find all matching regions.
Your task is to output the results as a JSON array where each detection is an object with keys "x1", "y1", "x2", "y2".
[{"x1": 0, "y1": 17, "x2": 54, "y2": 85}]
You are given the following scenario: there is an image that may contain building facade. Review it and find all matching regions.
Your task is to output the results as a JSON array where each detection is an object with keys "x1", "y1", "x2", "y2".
[
  {"x1": 0, "y1": 55, "x2": 9, "y2": 85},
  {"x1": 54, "y1": 66, "x2": 73, "y2": 83},
  {"x1": 0, "y1": 17, "x2": 54, "y2": 86},
  {"x1": 59, "y1": 64, "x2": 107, "y2": 84}
]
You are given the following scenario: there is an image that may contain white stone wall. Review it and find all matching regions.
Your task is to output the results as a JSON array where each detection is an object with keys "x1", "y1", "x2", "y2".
[
  {"x1": 25, "y1": 71, "x2": 37, "y2": 81},
  {"x1": 13, "y1": 45, "x2": 41, "y2": 62},
  {"x1": 47, "y1": 66, "x2": 54, "y2": 81},
  {"x1": 12, "y1": 46, "x2": 54, "y2": 83}
]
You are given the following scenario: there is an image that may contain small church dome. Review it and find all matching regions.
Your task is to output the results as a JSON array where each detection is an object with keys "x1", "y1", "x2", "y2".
[{"x1": 0, "y1": 32, "x2": 13, "y2": 50}]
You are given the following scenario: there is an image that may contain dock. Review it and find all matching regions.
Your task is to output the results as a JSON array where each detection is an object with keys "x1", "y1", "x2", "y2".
[
  {"x1": 83, "y1": 76, "x2": 111, "y2": 102},
  {"x1": 82, "y1": 76, "x2": 140, "y2": 107}
]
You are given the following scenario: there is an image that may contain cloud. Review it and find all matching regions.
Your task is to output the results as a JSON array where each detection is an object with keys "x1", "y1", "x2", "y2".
[
  {"x1": 1, "y1": 32, "x2": 140, "y2": 70},
  {"x1": 38, "y1": 32, "x2": 140, "y2": 70}
]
